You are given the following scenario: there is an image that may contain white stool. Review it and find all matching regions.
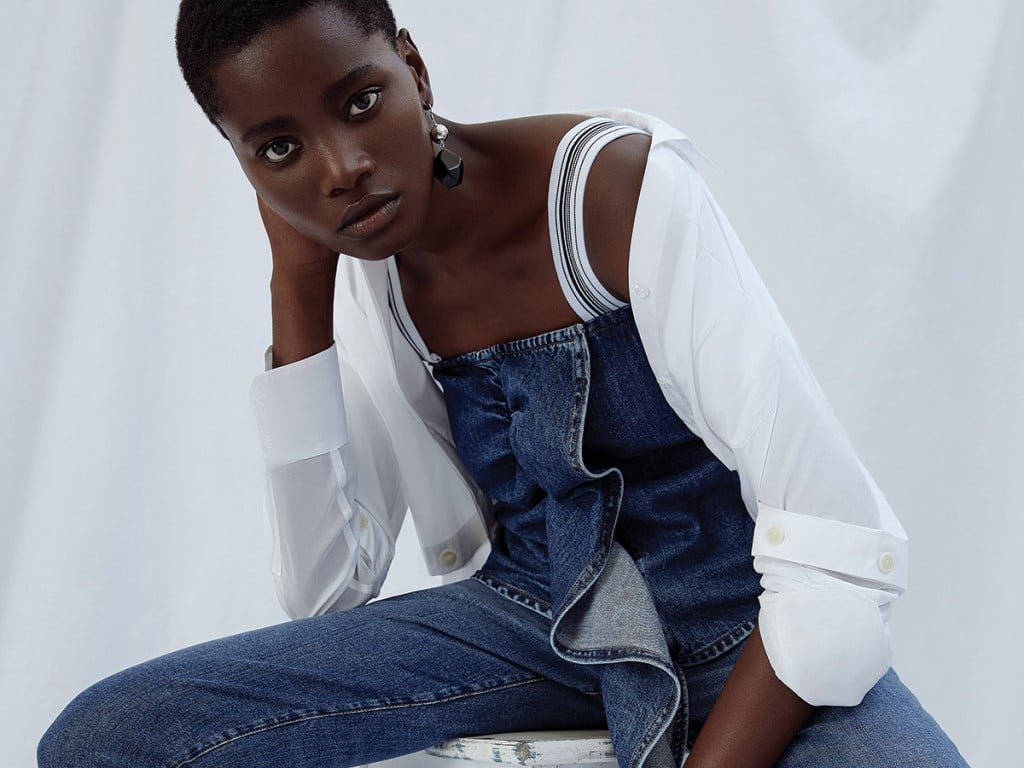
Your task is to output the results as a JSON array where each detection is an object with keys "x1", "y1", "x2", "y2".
[{"x1": 425, "y1": 730, "x2": 617, "y2": 767}]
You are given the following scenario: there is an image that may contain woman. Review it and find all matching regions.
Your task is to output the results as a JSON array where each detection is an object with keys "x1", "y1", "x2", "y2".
[{"x1": 39, "y1": 1, "x2": 967, "y2": 766}]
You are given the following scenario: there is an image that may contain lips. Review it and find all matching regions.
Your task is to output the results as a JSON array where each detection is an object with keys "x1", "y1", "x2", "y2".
[{"x1": 338, "y1": 193, "x2": 400, "y2": 239}]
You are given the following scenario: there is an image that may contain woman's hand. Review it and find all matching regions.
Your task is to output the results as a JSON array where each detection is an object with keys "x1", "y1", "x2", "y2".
[
  {"x1": 257, "y1": 196, "x2": 339, "y2": 269},
  {"x1": 257, "y1": 196, "x2": 341, "y2": 367}
]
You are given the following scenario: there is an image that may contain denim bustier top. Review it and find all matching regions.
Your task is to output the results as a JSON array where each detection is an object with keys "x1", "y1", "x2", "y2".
[{"x1": 431, "y1": 307, "x2": 761, "y2": 768}]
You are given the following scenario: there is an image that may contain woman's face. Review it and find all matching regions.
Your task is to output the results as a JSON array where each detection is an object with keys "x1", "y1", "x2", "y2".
[{"x1": 212, "y1": 4, "x2": 436, "y2": 260}]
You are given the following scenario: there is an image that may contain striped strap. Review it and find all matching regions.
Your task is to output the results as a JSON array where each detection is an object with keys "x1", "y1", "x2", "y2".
[{"x1": 548, "y1": 118, "x2": 647, "y2": 321}]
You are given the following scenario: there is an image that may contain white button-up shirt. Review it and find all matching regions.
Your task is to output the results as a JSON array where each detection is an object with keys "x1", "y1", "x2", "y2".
[{"x1": 250, "y1": 108, "x2": 907, "y2": 707}]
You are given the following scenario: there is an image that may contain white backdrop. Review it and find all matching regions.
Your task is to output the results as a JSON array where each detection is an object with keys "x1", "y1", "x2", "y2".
[{"x1": 2, "y1": 2, "x2": 1021, "y2": 766}]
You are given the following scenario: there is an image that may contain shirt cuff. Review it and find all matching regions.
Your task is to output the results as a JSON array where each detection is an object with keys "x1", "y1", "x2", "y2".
[
  {"x1": 752, "y1": 506, "x2": 908, "y2": 590},
  {"x1": 250, "y1": 343, "x2": 348, "y2": 468},
  {"x1": 751, "y1": 505, "x2": 905, "y2": 705}
]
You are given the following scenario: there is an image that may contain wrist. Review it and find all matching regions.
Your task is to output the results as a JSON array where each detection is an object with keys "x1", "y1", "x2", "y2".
[{"x1": 270, "y1": 260, "x2": 338, "y2": 367}]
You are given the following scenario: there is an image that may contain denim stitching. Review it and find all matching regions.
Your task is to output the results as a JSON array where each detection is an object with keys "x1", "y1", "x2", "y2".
[
  {"x1": 621, "y1": 658, "x2": 684, "y2": 768},
  {"x1": 433, "y1": 329, "x2": 584, "y2": 369},
  {"x1": 472, "y1": 572, "x2": 553, "y2": 618},
  {"x1": 678, "y1": 616, "x2": 757, "y2": 666},
  {"x1": 170, "y1": 676, "x2": 548, "y2": 767},
  {"x1": 433, "y1": 306, "x2": 634, "y2": 369},
  {"x1": 670, "y1": 662, "x2": 689, "y2": 765},
  {"x1": 630, "y1": 697, "x2": 681, "y2": 768}
]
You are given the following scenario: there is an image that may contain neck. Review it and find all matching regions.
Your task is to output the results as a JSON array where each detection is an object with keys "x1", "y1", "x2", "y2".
[{"x1": 398, "y1": 117, "x2": 492, "y2": 268}]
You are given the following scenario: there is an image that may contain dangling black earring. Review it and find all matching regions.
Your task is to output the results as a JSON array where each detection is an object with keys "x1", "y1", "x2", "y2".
[{"x1": 426, "y1": 108, "x2": 464, "y2": 189}]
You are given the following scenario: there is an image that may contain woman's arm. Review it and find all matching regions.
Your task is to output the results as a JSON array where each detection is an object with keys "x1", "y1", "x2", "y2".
[
  {"x1": 685, "y1": 625, "x2": 814, "y2": 767},
  {"x1": 251, "y1": 197, "x2": 408, "y2": 618},
  {"x1": 258, "y1": 196, "x2": 339, "y2": 367},
  {"x1": 584, "y1": 112, "x2": 905, "y2": 746},
  {"x1": 631, "y1": 147, "x2": 906, "y2": 705},
  {"x1": 584, "y1": 135, "x2": 816, "y2": 761}
]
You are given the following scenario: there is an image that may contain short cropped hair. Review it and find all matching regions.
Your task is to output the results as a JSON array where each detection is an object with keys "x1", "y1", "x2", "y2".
[{"x1": 175, "y1": 0, "x2": 397, "y2": 133}]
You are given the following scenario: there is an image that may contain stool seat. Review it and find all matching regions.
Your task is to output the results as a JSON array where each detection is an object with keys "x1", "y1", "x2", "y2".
[{"x1": 426, "y1": 729, "x2": 617, "y2": 766}]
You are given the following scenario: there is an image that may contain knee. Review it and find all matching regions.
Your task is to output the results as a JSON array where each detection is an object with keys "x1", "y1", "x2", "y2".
[
  {"x1": 37, "y1": 705, "x2": 83, "y2": 768},
  {"x1": 37, "y1": 667, "x2": 163, "y2": 768},
  {"x1": 38, "y1": 685, "x2": 110, "y2": 768}
]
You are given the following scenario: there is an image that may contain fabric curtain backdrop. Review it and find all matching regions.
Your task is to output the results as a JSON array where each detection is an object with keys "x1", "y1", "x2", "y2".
[{"x1": 3, "y1": 2, "x2": 1020, "y2": 766}]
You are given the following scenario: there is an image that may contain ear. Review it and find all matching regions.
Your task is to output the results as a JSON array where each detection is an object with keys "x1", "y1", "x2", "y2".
[{"x1": 396, "y1": 28, "x2": 433, "y2": 108}]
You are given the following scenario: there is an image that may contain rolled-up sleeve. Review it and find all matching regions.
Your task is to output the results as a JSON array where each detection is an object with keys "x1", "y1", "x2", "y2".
[
  {"x1": 251, "y1": 342, "x2": 407, "y2": 618},
  {"x1": 251, "y1": 344, "x2": 349, "y2": 470},
  {"x1": 629, "y1": 140, "x2": 907, "y2": 706}
]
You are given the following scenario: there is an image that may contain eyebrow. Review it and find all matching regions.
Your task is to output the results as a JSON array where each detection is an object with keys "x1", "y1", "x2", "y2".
[{"x1": 240, "y1": 63, "x2": 381, "y2": 145}]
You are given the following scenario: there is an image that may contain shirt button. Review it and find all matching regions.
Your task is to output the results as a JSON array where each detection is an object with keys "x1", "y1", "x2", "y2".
[
  {"x1": 428, "y1": 353, "x2": 442, "y2": 364},
  {"x1": 439, "y1": 548, "x2": 458, "y2": 568},
  {"x1": 657, "y1": 376, "x2": 674, "y2": 391},
  {"x1": 878, "y1": 552, "x2": 896, "y2": 574},
  {"x1": 766, "y1": 525, "x2": 785, "y2": 546},
  {"x1": 633, "y1": 282, "x2": 651, "y2": 299}
]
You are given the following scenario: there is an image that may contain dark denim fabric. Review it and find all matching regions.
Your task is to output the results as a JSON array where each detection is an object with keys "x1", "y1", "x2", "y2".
[
  {"x1": 433, "y1": 306, "x2": 761, "y2": 766},
  {"x1": 39, "y1": 309, "x2": 968, "y2": 767}
]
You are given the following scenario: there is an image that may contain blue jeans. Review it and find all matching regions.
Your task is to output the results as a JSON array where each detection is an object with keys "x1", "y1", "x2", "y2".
[{"x1": 38, "y1": 579, "x2": 966, "y2": 767}]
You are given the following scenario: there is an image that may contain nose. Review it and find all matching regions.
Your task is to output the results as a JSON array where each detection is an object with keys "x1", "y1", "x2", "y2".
[{"x1": 316, "y1": 138, "x2": 374, "y2": 197}]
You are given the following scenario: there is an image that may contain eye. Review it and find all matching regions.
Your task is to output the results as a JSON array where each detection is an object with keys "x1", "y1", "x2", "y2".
[
  {"x1": 348, "y1": 88, "x2": 381, "y2": 118},
  {"x1": 258, "y1": 139, "x2": 299, "y2": 164}
]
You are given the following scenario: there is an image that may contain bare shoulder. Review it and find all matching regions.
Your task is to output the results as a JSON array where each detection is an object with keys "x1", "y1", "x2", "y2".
[
  {"x1": 468, "y1": 112, "x2": 596, "y2": 207},
  {"x1": 481, "y1": 112, "x2": 596, "y2": 157},
  {"x1": 471, "y1": 114, "x2": 650, "y2": 304},
  {"x1": 583, "y1": 132, "x2": 652, "y2": 302}
]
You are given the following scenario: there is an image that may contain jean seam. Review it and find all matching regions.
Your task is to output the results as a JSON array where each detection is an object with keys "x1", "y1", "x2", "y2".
[
  {"x1": 434, "y1": 307, "x2": 633, "y2": 368},
  {"x1": 472, "y1": 572, "x2": 553, "y2": 617},
  {"x1": 677, "y1": 616, "x2": 757, "y2": 666},
  {"x1": 169, "y1": 675, "x2": 548, "y2": 767}
]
